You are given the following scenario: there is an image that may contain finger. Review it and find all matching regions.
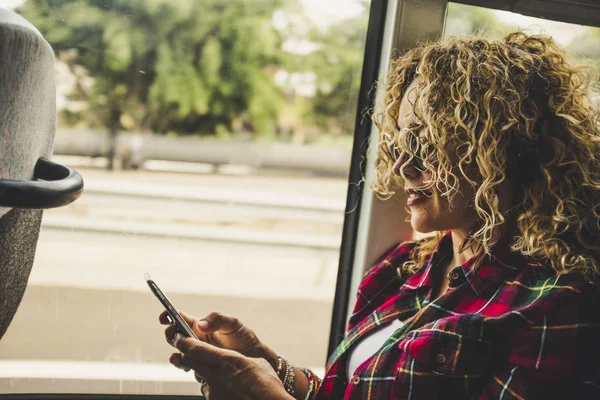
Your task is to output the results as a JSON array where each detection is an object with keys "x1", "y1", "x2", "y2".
[
  {"x1": 179, "y1": 350, "x2": 237, "y2": 395},
  {"x1": 194, "y1": 374, "x2": 210, "y2": 398},
  {"x1": 200, "y1": 382, "x2": 209, "y2": 398},
  {"x1": 164, "y1": 325, "x2": 177, "y2": 345},
  {"x1": 194, "y1": 371, "x2": 206, "y2": 384},
  {"x1": 161, "y1": 310, "x2": 201, "y2": 333},
  {"x1": 169, "y1": 352, "x2": 213, "y2": 382},
  {"x1": 172, "y1": 310, "x2": 209, "y2": 338},
  {"x1": 191, "y1": 363, "x2": 217, "y2": 384},
  {"x1": 159, "y1": 310, "x2": 171, "y2": 325},
  {"x1": 190, "y1": 311, "x2": 243, "y2": 335},
  {"x1": 174, "y1": 310, "x2": 199, "y2": 329},
  {"x1": 169, "y1": 353, "x2": 190, "y2": 372},
  {"x1": 173, "y1": 334, "x2": 233, "y2": 368},
  {"x1": 178, "y1": 353, "x2": 217, "y2": 384}
]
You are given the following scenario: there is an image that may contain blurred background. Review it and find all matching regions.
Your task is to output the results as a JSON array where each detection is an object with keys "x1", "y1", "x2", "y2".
[{"x1": 0, "y1": 0, "x2": 599, "y2": 395}]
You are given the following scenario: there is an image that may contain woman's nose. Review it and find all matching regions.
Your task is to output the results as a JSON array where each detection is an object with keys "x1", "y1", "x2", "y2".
[{"x1": 393, "y1": 152, "x2": 421, "y2": 179}]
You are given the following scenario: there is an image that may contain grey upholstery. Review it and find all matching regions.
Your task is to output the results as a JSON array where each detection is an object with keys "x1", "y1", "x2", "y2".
[{"x1": 0, "y1": 6, "x2": 58, "y2": 339}]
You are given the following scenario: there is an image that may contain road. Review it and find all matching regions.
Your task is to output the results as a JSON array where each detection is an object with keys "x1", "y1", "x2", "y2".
[{"x1": 0, "y1": 166, "x2": 350, "y2": 395}]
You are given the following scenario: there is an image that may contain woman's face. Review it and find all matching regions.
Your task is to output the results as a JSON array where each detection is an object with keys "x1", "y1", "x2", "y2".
[{"x1": 393, "y1": 80, "x2": 479, "y2": 235}]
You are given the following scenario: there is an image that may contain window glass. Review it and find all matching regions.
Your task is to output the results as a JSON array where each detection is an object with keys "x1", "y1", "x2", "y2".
[
  {"x1": 0, "y1": 0, "x2": 371, "y2": 394},
  {"x1": 446, "y1": 3, "x2": 600, "y2": 64}
]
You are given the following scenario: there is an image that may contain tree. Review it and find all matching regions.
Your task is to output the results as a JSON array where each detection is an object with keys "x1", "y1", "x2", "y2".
[
  {"x1": 18, "y1": 0, "x2": 286, "y2": 167},
  {"x1": 565, "y1": 28, "x2": 600, "y2": 69},
  {"x1": 291, "y1": 2, "x2": 513, "y2": 138},
  {"x1": 278, "y1": 1, "x2": 370, "y2": 138},
  {"x1": 304, "y1": 4, "x2": 370, "y2": 137}
]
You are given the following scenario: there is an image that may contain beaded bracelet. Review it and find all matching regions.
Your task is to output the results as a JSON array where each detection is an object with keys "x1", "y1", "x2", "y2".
[
  {"x1": 276, "y1": 356, "x2": 284, "y2": 376},
  {"x1": 276, "y1": 355, "x2": 296, "y2": 396}
]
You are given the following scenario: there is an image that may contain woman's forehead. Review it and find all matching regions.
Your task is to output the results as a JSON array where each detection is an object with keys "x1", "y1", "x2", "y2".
[{"x1": 397, "y1": 79, "x2": 420, "y2": 127}]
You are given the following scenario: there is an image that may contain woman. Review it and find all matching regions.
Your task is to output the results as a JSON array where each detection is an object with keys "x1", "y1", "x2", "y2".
[{"x1": 161, "y1": 32, "x2": 600, "y2": 399}]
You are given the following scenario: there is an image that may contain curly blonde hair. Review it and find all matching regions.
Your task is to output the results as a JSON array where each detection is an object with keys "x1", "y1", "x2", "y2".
[{"x1": 372, "y1": 32, "x2": 600, "y2": 279}]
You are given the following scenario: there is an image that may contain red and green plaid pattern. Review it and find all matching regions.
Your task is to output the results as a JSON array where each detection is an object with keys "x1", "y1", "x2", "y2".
[{"x1": 316, "y1": 231, "x2": 600, "y2": 399}]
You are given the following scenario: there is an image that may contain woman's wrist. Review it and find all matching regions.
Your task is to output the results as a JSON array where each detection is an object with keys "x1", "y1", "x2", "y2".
[
  {"x1": 258, "y1": 343, "x2": 280, "y2": 371},
  {"x1": 293, "y1": 366, "x2": 310, "y2": 400},
  {"x1": 258, "y1": 347, "x2": 319, "y2": 400},
  {"x1": 277, "y1": 358, "x2": 315, "y2": 400}
]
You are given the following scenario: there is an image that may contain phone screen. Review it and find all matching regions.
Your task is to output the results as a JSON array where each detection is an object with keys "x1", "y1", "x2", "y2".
[{"x1": 145, "y1": 273, "x2": 199, "y2": 340}]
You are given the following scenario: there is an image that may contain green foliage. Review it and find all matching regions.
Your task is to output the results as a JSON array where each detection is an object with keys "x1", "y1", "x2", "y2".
[
  {"x1": 296, "y1": 2, "x2": 370, "y2": 136},
  {"x1": 19, "y1": 0, "x2": 285, "y2": 136},
  {"x1": 288, "y1": 2, "x2": 512, "y2": 137},
  {"x1": 565, "y1": 28, "x2": 600, "y2": 70}
]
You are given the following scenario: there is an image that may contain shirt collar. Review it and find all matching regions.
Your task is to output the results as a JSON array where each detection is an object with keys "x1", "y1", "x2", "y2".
[
  {"x1": 402, "y1": 232, "x2": 453, "y2": 292},
  {"x1": 428, "y1": 230, "x2": 526, "y2": 297}
]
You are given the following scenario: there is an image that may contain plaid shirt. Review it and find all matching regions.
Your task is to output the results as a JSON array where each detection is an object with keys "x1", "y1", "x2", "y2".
[{"x1": 315, "y1": 231, "x2": 600, "y2": 399}]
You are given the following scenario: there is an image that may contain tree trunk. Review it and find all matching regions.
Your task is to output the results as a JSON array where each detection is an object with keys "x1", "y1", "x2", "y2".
[{"x1": 107, "y1": 108, "x2": 121, "y2": 171}]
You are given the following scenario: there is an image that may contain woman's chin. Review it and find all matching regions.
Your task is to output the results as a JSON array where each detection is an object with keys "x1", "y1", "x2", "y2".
[
  {"x1": 411, "y1": 223, "x2": 435, "y2": 234},
  {"x1": 411, "y1": 215, "x2": 439, "y2": 234}
]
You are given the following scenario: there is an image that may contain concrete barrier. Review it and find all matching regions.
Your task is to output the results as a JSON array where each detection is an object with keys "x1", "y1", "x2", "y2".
[{"x1": 53, "y1": 129, "x2": 353, "y2": 176}]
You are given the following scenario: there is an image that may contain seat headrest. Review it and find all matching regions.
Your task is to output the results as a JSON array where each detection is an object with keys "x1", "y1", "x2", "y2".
[
  {"x1": 0, "y1": 6, "x2": 44, "y2": 37},
  {"x1": 0, "y1": 6, "x2": 57, "y2": 218}
]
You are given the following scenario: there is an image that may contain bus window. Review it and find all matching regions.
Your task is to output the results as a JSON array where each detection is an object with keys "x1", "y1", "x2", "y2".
[
  {"x1": 445, "y1": 3, "x2": 600, "y2": 65},
  {"x1": 0, "y1": 0, "x2": 372, "y2": 395}
]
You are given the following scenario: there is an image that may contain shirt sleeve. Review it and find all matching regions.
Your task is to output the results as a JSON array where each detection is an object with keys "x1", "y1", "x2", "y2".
[{"x1": 472, "y1": 284, "x2": 600, "y2": 399}]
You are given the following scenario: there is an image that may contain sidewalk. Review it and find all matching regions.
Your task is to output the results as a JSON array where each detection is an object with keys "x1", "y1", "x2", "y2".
[
  {"x1": 42, "y1": 215, "x2": 342, "y2": 250},
  {"x1": 83, "y1": 179, "x2": 346, "y2": 212}
]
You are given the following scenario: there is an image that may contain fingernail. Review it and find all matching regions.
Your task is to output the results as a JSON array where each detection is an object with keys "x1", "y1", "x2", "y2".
[{"x1": 198, "y1": 320, "x2": 209, "y2": 330}]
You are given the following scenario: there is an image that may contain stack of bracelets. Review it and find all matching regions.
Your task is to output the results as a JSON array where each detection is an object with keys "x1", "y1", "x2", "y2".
[{"x1": 276, "y1": 355, "x2": 321, "y2": 400}]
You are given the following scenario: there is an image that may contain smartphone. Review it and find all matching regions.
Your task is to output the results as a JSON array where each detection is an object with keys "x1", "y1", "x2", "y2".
[{"x1": 145, "y1": 273, "x2": 199, "y2": 340}]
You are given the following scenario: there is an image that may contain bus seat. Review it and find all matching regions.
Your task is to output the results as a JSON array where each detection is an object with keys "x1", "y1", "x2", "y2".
[{"x1": 0, "y1": 6, "x2": 83, "y2": 340}]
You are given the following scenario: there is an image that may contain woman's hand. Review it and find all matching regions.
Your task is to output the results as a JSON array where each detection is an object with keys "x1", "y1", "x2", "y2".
[
  {"x1": 159, "y1": 311, "x2": 276, "y2": 365},
  {"x1": 168, "y1": 332, "x2": 293, "y2": 400}
]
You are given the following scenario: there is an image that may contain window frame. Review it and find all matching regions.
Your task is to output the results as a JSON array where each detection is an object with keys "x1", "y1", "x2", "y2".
[
  {"x1": 326, "y1": 0, "x2": 390, "y2": 357},
  {"x1": 455, "y1": 0, "x2": 600, "y2": 28},
  {"x1": 328, "y1": 0, "x2": 449, "y2": 356}
]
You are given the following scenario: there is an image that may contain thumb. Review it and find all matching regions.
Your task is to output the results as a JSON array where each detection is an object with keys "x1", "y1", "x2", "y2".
[{"x1": 194, "y1": 312, "x2": 243, "y2": 335}]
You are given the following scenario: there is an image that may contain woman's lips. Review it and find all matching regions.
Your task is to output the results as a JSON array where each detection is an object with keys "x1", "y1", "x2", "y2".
[{"x1": 407, "y1": 192, "x2": 430, "y2": 206}]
